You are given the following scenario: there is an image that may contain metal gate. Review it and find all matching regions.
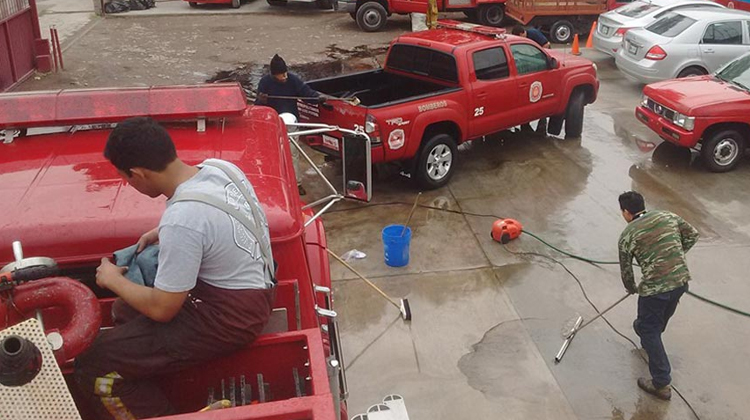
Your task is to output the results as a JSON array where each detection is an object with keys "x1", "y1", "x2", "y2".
[{"x1": 0, "y1": 0, "x2": 44, "y2": 91}]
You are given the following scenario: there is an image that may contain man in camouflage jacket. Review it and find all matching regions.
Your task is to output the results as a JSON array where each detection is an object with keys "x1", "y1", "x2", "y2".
[{"x1": 618, "y1": 191, "x2": 699, "y2": 401}]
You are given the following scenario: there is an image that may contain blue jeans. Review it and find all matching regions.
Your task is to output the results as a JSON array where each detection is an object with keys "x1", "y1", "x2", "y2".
[{"x1": 633, "y1": 284, "x2": 687, "y2": 388}]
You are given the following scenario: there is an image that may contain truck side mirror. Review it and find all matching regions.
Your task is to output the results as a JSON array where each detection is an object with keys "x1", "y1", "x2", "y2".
[
  {"x1": 342, "y1": 134, "x2": 372, "y2": 202},
  {"x1": 549, "y1": 57, "x2": 559, "y2": 69}
]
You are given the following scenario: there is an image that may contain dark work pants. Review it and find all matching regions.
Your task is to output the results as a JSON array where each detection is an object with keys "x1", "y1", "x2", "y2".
[
  {"x1": 633, "y1": 284, "x2": 687, "y2": 388},
  {"x1": 74, "y1": 282, "x2": 274, "y2": 420}
]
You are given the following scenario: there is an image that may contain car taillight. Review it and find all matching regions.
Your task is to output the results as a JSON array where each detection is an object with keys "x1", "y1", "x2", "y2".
[
  {"x1": 614, "y1": 27, "x2": 631, "y2": 37},
  {"x1": 645, "y1": 45, "x2": 667, "y2": 60},
  {"x1": 365, "y1": 114, "x2": 381, "y2": 144}
]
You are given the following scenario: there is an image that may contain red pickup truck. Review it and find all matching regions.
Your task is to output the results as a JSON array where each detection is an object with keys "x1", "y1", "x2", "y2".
[
  {"x1": 341, "y1": 0, "x2": 507, "y2": 32},
  {"x1": 0, "y1": 84, "x2": 347, "y2": 420},
  {"x1": 300, "y1": 22, "x2": 600, "y2": 189},
  {"x1": 636, "y1": 52, "x2": 750, "y2": 172}
]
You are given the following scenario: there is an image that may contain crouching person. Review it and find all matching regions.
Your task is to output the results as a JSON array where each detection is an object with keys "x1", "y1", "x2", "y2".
[{"x1": 75, "y1": 117, "x2": 276, "y2": 419}]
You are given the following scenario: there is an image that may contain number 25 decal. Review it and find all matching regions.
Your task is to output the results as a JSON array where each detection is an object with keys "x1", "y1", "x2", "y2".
[{"x1": 474, "y1": 107, "x2": 484, "y2": 117}]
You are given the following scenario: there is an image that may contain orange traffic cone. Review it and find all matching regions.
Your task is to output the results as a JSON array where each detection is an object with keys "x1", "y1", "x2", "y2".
[
  {"x1": 586, "y1": 21, "x2": 596, "y2": 48},
  {"x1": 571, "y1": 34, "x2": 581, "y2": 55}
]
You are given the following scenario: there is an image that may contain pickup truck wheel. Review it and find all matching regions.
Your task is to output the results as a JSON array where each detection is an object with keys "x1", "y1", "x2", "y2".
[
  {"x1": 701, "y1": 129, "x2": 746, "y2": 172},
  {"x1": 417, "y1": 134, "x2": 457, "y2": 189},
  {"x1": 231, "y1": 0, "x2": 240, "y2": 8},
  {"x1": 356, "y1": 2, "x2": 387, "y2": 32},
  {"x1": 478, "y1": 4, "x2": 504, "y2": 27},
  {"x1": 564, "y1": 90, "x2": 586, "y2": 139},
  {"x1": 550, "y1": 20, "x2": 574, "y2": 44}
]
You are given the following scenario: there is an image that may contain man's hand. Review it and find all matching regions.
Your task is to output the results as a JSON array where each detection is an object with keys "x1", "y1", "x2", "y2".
[
  {"x1": 257, "y1": 93, "x2": 269, "y2": 104},
  {"x1": 136, "y1": 227, "x2": 159, "y2": 253},
  {"x1": 96, "y1": 257, "x2": 128, "y2": 290}
]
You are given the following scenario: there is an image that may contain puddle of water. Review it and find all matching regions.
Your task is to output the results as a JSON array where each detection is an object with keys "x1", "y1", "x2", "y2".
[{"x1": 206, "y1": 44, "x2": 388, "y2": 100}]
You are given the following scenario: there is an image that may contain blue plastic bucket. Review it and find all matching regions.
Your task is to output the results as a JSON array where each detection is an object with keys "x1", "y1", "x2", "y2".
[{"x1": 382, "y1": 224, "x2": 412, "y2": 267}]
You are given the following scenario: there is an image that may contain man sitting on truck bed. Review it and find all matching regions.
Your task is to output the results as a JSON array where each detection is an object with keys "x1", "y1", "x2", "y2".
[{"x1": 74, "y1": 117, "x2": 276, "y2": 420}]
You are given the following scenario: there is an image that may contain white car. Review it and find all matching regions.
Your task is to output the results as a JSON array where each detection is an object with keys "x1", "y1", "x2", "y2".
[
  {"x1": 594, "y1": 0, "x2": 724, "y2": 57},
  {"x1": 615, "y1": 8, "x2": 750, "y2": 84}
]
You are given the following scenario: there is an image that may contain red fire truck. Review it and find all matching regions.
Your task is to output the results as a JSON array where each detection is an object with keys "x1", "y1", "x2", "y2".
[{"x1": 0, "y1": 83, "x2": 369, "y2": 420}]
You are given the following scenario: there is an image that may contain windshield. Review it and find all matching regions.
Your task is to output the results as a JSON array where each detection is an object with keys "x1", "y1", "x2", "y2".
[
  {"x1": 646, "y1": 12, "x2": 697, "y2": 37},
  {"x1": 716, "y1": 54, "x2": 750, "y2": 92},
  {"x1": 617, "y1": 1, "x2": 660, "y2": 18}
]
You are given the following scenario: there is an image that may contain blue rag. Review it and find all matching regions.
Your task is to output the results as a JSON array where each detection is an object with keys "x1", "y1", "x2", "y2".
[{"x1": 113, "y1": 244, "x2": 159, "y2": 287}]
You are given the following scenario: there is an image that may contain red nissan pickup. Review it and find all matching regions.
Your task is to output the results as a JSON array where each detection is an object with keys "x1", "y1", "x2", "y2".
[
  {"x1": 636, "y1": 52, "x2": 750, "y2": 172},
  {"x1": 299, "y1": 21, "x2": 600, "y2": 189}
]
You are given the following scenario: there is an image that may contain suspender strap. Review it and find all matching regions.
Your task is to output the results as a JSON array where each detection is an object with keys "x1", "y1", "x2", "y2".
[{"x1": 171, "y1": 161, "x2": 275, "y2": 285}]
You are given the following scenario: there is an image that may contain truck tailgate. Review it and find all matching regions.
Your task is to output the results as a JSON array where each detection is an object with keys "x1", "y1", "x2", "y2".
[{"x1": 298, "y1": 99, "x2": 366, "y2": 156}]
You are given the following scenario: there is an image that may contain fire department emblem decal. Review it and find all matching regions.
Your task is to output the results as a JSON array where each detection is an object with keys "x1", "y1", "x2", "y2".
[
  {"x1": 388, "y1": 129, "x2": 405, "y2": 150},
  {"x1": 529, "y1": 81, "x2": 543, "y2": 103}
]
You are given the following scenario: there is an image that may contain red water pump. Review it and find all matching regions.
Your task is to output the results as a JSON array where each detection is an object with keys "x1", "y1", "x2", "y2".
[{"x1": 491, "y1": 219, "x2": 523, "y2": 244}]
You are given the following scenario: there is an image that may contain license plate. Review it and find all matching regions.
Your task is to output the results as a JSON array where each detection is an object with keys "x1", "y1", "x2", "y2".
[
  {"x1": 627, "y1": 42, "x2": 638, "y2": 55},
  {"x1": 322, "y1": 134, "x2": 339, "y2": 151}
]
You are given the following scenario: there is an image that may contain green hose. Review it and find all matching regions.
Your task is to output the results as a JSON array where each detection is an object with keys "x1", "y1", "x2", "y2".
[{"x1": 520, "y1": 229, "x2": 750, "y2": 319}]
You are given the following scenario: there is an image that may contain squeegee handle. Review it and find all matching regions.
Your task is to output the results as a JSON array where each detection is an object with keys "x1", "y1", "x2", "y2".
[
  {"x1": 569, "y1": 293, "x2": 632, "y2": 338},
  {"x1": 326, "y1": 249, "x2": 401, "y2": 309}
]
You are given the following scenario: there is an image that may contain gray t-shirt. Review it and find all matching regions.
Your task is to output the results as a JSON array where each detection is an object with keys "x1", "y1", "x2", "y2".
[{"x1": 154, "y1": 159, "x2": 274, "y2": 292}]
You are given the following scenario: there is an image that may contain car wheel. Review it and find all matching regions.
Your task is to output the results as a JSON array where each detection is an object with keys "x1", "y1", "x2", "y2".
[
  {"x1": 677, "y1": 66, "x2": 707, "y2": 78},
  {"x1": 478, "y1": 4, "x2": 504, "y2": 27},
  {"x1": 416, "y1": 133, "x2": 458, "y2": 189},
  {"x1": 701, "y1": 129, "x2": 746, "y2": 172},
  {"x1": 564, "y1": 90, "x2": 586, "y2": 138},
  {"x1": 188, "y1": 1, "x2": 199, "y2": 6},
  {"x1": 231, "y1": 0, "x2": 240, "y2": 8},
  {"x1": 356, "y1": 2, "x2": 387, "y2": 32},
  {"x1": 550, "y1": 20, "x2": 574, "y2": 44}
]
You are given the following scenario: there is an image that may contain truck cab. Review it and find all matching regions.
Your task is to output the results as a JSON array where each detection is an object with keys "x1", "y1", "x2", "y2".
[{"x1": 0, "y1": 84, "x2": 346, "y2": 420}]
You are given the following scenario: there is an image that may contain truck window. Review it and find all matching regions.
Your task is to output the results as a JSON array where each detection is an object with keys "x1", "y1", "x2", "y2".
[
  {"x1": 702, "y1": 21, "x2": 743, "y2": 45},
  {"x1": 473, "y1": 47, "x2": 509, "y2": 80},
  {"x1": 646, "y1": 12, "x2": 696, "y2": 38},
  {"x1": 387, "y1": 44, "x2": 458, "y2": 83},
  {"x1": 510, "y1": 44, "x2": 548, "y2": 75}
]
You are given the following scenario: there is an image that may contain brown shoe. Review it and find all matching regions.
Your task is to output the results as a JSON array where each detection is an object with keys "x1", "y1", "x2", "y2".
[
  {"x1": 297, "y1": 184, "x2": 307, "y2": 196},
  {"x1": 637, "y1": 377, "x2": 671, "y2": 401}
]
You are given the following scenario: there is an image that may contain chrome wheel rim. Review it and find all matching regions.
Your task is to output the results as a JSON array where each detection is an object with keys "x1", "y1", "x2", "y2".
[
  {"x1": 363, "y1": 9, "x2": 381, "y2": 27},
  {"x1": 426, "y1": 144, "x2": 452, "y2": 181},
  {"x1": 556, "y1": 26, "x2": 571, "y2": 42},
  {"x1": 713, "y1": 138, "x2": 739, "y2": 166}
]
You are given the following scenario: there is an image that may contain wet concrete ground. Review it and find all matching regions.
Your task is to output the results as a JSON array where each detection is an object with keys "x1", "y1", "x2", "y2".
[
  {"x1": 312, "y1": 52, "x2": 750, "y2": 419},
  {"x1": 15, "y1": 11, "x2": 750, "y2": 420}
]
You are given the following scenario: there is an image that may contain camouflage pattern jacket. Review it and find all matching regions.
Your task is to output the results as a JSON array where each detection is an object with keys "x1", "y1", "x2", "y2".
[{"x1": 618, "y1": 210, "x2": 699, "y2": 297}]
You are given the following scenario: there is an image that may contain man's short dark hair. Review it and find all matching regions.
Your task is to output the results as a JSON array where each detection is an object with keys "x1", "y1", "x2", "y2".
[
  {"x1": 619, "y1": 191, "x2": 645, "y2": 214},
  {"x1": 512, "y1": 25, "x2": 526, "y2": 36},
  {"x1": 104, "y1": 117, "x2": 177, "y2": 175}
]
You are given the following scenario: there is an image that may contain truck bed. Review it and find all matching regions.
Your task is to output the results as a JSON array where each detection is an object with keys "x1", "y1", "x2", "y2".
[
  {"x1": 506, "y1": 0, "x2": 607, "y2": 15},
  {"x1": 308, "y1": 69, "x2": 459, "y2": 108}
]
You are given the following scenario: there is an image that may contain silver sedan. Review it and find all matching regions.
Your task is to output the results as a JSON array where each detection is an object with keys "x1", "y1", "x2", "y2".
[
  {"x1": 594, "y1": 0, "x2": 724, "y2": 57},
  {"x1": 615, "y1": 8, "x2": 750, "y2": 84}
]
